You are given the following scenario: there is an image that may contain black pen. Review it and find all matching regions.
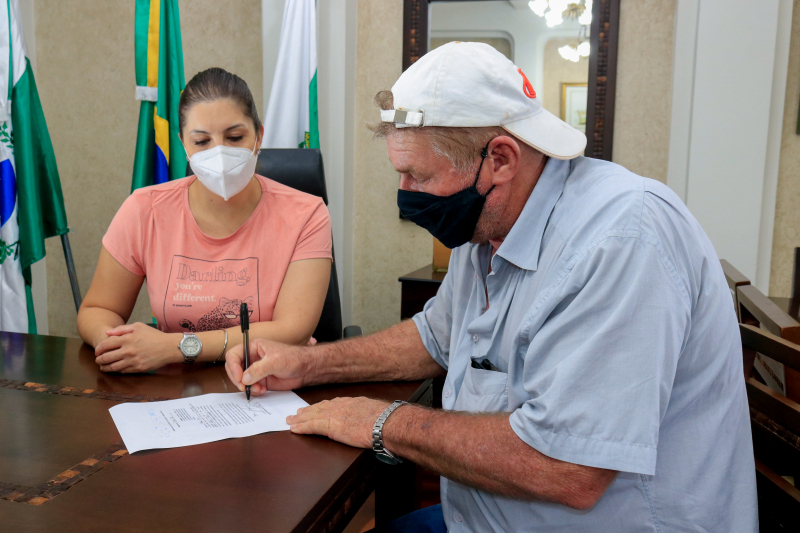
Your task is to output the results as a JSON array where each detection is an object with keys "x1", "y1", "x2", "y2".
[{"x1": 241, "y1": 302, "x2": 250, "y2": 402}]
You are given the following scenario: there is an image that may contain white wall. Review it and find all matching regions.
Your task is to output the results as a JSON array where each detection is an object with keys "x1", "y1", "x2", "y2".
[
  {"x1": 262, "y1": 0, "x2": 356, "y2": 324},
  {"x1": 667, "y1": 0, "x2": 792, "y2": 292},
  {"x1": 262, "y1": 0, "x2": 284, "y2": 115},
  {"x1": 317, "y1": 0, "x2": 356, "y2": 325}
]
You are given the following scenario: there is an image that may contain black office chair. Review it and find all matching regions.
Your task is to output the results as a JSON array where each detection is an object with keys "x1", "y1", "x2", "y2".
[{"x1": 188, "y1": 148, "x2": 360, "y2": 343}]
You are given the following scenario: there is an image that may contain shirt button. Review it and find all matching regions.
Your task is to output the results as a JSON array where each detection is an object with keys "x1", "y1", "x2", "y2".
[
  {"x1": 472, "y1": 334, "x2": 479, "y2": 343},
  {"x1": 444, "y1": 389, "x2": 452, "y2": 398},
  {"x1": 455, "y1": 512, "x2": 463, "y2": 523}
]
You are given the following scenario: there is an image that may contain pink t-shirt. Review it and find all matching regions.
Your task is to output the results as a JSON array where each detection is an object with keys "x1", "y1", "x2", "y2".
[{"x1": 102, "y1": 175, "x2": 332, "y2": 333}]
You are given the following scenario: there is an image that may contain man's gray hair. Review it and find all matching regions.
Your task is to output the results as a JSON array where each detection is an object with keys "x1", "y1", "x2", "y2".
[{"x1": 368, "y1": 90, "x2": 508, "y2": 177}]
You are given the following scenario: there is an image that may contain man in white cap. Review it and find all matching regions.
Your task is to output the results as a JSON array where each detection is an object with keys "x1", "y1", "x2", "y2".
[{"x1": 226, "y1": 42, "x2": 757, "y2": 531}]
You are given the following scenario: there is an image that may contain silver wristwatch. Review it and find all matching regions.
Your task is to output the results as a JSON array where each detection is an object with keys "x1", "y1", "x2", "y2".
[
  {"x1": 372, "y1": 400, "x2": 407, "y2": 465},
  {"x1": 178, "y1": 332, "x2": 202, "y2": 364}
]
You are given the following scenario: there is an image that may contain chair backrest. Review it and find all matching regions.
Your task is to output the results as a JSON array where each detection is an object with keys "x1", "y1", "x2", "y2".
[
  {"x1": 738, "y1": 283, "x2": 800, "y2": 402},
  {"x1": 255, "y1": 149, "x2": 329, "y2": 204},
  {"x1": 741, "y1": 323, "x2": 800, "y2": 531},
  {"x1": 188, "y1": 149, "x2": 343, "y2": 343},
  {"x1": 721, "y1": 259, "x2": 750, "y2": 322},
  {"x1": 738, "y1": 284, "x2": 800, "y2": 342}
]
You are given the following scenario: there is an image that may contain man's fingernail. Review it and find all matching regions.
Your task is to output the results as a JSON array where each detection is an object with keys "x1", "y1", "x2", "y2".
[{"x1": 242, "y1": 373, "x2": 252, "y2": 385}]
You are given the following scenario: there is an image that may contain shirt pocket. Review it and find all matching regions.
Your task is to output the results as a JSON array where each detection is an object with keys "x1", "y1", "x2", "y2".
[{"x1": 454, "y1": 363, "x2": 509, "y2": 413}]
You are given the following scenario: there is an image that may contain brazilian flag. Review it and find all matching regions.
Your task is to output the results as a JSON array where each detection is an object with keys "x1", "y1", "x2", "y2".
[{"x1": 131, "y1": 0, "x2": 186, "y2": 192}]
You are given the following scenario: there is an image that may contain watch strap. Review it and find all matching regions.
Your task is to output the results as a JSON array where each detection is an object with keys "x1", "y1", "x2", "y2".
[{"x1": 372, "y1": 400, "x2": 407, "y2": 464}]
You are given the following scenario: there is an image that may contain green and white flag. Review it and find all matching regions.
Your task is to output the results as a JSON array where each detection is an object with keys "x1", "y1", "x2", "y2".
[
  {"x1": 262, "y1": 0, "x2": 319, "y2": 149},
  {"x1": 0, "y1": 0, "x2": 69, "y2": 333}
]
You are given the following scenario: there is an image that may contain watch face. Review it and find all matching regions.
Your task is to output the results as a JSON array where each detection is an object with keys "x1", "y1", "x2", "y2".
[
  {"x1": 182, "y1": 336, "x2": 202, "y2": 356},
  {"x1": 376, "y1": 453, "x2": 401, "y2": 465}
]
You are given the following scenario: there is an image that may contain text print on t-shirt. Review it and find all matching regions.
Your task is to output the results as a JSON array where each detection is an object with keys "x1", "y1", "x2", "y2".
[{"x1": 163, "y1": 256, "x2": 260, "y2": 333}]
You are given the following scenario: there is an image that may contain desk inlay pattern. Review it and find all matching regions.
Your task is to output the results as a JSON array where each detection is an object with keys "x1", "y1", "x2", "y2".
[
  {"x1": 0, "y1": 378, "x2": 169, "y2": 402},
  {"x1": 0, "y1": 330, "x2": 432, "y2": 531},
  {"x1": 0, "y1": 378, "x2": 164, "y2": 506},
  {"x1": 0, "y1": 441, "x2": 128, "y2": 505}
]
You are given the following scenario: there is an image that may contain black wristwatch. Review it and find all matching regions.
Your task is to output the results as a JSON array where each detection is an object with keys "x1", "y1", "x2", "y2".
[{"x1": 372, "y1": 401, "x2": 407, "y2": 465}]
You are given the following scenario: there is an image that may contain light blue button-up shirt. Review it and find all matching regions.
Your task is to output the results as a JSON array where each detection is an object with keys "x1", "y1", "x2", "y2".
[{"x1": 413, "y1": 156, "x2": 757, "y2": 532}]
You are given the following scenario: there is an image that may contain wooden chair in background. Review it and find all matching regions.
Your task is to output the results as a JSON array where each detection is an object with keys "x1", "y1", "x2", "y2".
[
  {"x1": 742, "y1": 323, "x2": 800, "y2": 531},
  {"x1": 721, "y1": 259, "x2": 750, "y2": 322},
  {"x1": 737, "y1": 283, "x2": 800, "y2": 402}
]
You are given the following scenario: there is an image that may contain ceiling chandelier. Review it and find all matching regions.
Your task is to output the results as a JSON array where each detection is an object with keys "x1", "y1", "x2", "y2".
[
  {"x1": 558, "y1": 24, "x2": 590, "y2": 62},
  {"x1": 528, "y1": 0, "x2": 593, "y2": 27},
  {"x1": 529, "y1": 0, "x2": 592, "y2": 62}
]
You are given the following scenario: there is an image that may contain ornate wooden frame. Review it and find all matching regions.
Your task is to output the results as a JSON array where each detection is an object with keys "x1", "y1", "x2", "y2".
[{"x1": 402, "y1": 0, "x2": 621, "y2": 161}]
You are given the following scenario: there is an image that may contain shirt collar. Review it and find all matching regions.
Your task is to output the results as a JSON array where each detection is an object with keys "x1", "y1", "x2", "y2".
[{"x1": 494, "y1": 157, "x2": 571, "y2": 271}]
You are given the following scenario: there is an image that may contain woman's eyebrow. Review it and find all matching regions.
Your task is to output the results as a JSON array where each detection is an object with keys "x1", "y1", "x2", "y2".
[{"x1": 189, "y1": 123, "x2": 246, "y2": 135}]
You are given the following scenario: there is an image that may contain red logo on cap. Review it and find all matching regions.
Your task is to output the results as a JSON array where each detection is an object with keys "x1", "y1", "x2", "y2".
[{"x1": 518, "y1": 68, "x2": 536, "y2": 99}]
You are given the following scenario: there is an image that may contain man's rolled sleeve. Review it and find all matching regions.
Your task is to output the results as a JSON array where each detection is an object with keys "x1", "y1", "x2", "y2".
[{"x1": 509, "y1": 234, "x2": 690, "y2": 475}]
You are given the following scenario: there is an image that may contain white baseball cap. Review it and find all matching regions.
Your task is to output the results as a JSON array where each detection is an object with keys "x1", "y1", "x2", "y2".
[{"x1": 380, "y1": 41, "x2": 586, "y2": 160}]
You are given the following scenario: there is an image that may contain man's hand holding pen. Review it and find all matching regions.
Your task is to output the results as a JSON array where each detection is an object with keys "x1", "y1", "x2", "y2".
[
  {"x1": 225, "y1": 339, "x2": 392, "y2": 450},
  {"x1": 225, "y1": 339, "x2": 310, "y2": 395}
]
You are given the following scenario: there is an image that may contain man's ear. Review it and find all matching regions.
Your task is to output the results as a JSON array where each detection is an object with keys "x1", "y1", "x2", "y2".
[{"x1": 485, "y1": 136, "x2": 522, "y2": 187}]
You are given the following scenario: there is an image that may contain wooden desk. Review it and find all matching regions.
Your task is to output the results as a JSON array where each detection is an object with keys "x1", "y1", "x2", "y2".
[
  {"x1": 398, "y1": 265, "x2": 445, "y2": 320},
  {"x1": 0, "y1": 332, "x2": 431, "y2": 532}
]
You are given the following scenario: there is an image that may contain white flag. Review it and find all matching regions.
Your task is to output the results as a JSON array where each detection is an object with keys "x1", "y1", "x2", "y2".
[
  {"x1": 262, "y1": 0, "x2": 319, "y2": 149},
  {"x1": 0, "y1": 0, "x2": 33, "y2": 333}
]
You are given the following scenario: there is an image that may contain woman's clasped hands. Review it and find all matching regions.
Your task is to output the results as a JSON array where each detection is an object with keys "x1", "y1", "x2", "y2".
[{"x1": 94, "y1": 322, "x2": 181, "y2": 373}]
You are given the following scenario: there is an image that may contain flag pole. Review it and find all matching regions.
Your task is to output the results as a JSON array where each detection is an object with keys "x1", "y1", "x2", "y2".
[{"x1": 60, "y1": 233, "x2": 81, "y2": 312}]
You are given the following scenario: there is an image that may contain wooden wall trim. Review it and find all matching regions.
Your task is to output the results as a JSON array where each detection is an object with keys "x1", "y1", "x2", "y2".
[
  {"x1": 403, "y1": 0, "x2": 429, "y2": 71},
  {"x1": 584, "y1": 0, "x2": 620, "y2": 160}
]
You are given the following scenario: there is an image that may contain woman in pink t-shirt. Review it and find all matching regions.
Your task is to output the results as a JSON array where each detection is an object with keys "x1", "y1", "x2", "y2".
[{"x1": 77, "y1": 68, "x2": 332, "y2": 372}]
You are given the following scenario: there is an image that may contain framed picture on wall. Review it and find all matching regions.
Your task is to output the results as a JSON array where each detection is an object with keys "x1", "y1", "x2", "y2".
[{"x1": 561, "y1": 83, "x2": 588, "y2": 133}]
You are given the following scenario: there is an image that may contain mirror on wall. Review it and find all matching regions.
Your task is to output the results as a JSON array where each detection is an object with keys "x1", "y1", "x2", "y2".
[
  {"x1": 430, "y1": 0, "x2": 589, "y2": 133},
  {"x1": 403, "y1": 0, "x2": 619, "y2": 160}
]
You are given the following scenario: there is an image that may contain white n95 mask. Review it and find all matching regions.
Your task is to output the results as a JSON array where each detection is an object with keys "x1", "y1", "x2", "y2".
[{"x1": 188, "y1": 141, "x2": 259, "y2": 201}]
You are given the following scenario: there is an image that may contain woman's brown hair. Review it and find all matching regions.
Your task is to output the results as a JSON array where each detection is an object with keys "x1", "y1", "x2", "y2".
[{"x1": 178, "y1": 67, "x2": 262, "y2": 135}]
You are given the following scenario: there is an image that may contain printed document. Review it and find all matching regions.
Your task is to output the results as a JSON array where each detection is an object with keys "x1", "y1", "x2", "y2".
[{"x1": 109, "y1": 391, "x2": 308, "y2": 453}]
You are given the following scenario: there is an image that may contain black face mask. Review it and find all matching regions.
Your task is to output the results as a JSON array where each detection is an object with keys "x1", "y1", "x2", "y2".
[{"x1": 397, "y1": 143, "x2": 494, "y2": 249}]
